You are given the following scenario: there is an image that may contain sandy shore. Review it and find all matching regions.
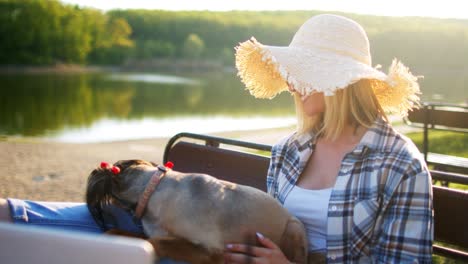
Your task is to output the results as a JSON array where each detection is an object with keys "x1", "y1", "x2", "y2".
[{"x1": 0, "y1": 126, "x2": 295, "y2": 202}]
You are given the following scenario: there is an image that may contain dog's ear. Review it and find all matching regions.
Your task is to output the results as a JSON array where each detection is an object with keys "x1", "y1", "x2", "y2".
[{"x1": 86, "y1": 167, "x2": 121, "y2": 229}]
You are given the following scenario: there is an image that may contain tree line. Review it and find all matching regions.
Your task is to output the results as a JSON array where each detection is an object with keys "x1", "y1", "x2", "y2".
[
  {"x1": 1, "y1": 0, "x2": 467, "y2": 70},
  {"x1": 0, "y1": 0, "x2": 133, "y2": 65}
]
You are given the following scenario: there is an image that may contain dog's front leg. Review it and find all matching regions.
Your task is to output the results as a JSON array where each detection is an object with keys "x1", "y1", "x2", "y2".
[{"x1": 148, "y1": 236, "x2": 223, "y2": 264}]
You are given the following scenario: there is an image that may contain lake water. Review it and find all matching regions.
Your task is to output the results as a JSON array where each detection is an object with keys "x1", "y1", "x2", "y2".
[
  {"x1": 0, "y1": 70, "x2": 465, "y2": 143},
  {"x1": 0, "y1": 71, "x2": 296, "y2": 142}
]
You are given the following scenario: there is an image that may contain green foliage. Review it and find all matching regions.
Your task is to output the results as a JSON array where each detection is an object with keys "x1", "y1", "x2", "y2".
[
  {"x1": 0, "y1": 0, "x2": 133, "y2": 65},
  {"x1": 183, "y1": 33, "x2": 205, "y2": 59},
  {"x1": 1, "y1": 0, "x2": 468, "y2": 71},
  {"x1": 432, "y1": 253, "x2": 465, "y2": 263},
  {"x1": 134, "y1": 40, "x2": 176, "y2": 59},
  {"x1": 86, "y1": 17, "x2": 134, "y2": 64}
]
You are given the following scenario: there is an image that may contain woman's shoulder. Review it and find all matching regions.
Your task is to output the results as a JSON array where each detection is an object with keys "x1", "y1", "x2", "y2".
[
  {"x1": 369, "y1": 119, "x2": 431, "y2": 194},
  {"x1": 272, "y1": 131, "x2": 297, "y2": 151},
  {"x1": 374, "y1": 119, "x2": 427, "y2": 173},
  {"x1": 273, "y1": 128, "x2": 317, "y2": 149}
]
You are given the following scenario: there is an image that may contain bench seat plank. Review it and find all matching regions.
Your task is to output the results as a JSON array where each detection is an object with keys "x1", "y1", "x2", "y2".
[{"x1": 428, "y1": 153, "x2": 468, "y2": 173}]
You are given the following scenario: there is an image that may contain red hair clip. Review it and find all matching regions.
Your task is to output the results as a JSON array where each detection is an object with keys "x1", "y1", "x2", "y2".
[
  {"x1": 100, "y1": 161, "x2": 110, "y2": 169},
  {"x1": 111, "y1": 166, "x2": 120, "y2": 175},
  {"x1": 100, "y1": 161, "x2": 120, "y2": 175},
  {"x1": 164, "y1": 161, "x2": 174, "y2": 169}
]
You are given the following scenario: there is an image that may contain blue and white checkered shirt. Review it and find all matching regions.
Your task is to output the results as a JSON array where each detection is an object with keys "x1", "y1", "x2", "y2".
[{"x1": 267, "y1": 117, "x2": 433, "y2": 263}]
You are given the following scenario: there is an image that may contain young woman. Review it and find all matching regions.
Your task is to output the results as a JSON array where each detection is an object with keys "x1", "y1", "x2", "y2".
[
  {"x1": 224, "y1": 14, "x2": 432, "y2": 263},
  {"x1": 1, "y1": 14, "x2": 432, "y2": 264}
]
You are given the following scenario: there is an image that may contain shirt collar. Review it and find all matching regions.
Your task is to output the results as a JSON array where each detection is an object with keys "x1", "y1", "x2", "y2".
[
  {"x1": 351, "y1": 117, "x2": 395, "y2": 155},
  {"x1": 290, "y1": 128, "x2": 317, "y2": 153}
]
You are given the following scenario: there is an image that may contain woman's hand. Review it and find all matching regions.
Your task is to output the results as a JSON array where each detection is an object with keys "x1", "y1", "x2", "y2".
[{"x1": 224, "y1": 232, "x2": 291, "y2": 264}]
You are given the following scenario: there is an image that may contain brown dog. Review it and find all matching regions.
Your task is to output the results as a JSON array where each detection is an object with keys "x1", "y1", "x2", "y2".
[{"x1": 86, "y1": 160, "x2": 307, "y2": 263}]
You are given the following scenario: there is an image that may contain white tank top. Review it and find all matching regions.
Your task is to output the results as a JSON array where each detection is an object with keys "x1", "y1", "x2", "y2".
[{"x1": 283, "y1": 185, "x2": 332, "y2": 253}]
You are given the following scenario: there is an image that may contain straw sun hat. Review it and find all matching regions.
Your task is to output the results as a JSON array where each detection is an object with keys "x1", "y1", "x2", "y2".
[{"x1": 235, "y1": 14, "x2": 421, "y2": 116}]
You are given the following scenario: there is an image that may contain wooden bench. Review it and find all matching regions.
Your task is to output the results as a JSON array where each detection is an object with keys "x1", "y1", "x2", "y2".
[
  {"x1": 164, "y1": 132, "x2": 468, "y2": 262},
  {"x1": 405, "y1": 102, "x2": 468, "y2": 174}
]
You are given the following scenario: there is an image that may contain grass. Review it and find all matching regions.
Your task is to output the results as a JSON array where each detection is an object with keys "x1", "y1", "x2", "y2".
[
  {"x1": 405, "y1": 130, "x2": 468, "y2": 158},
  {"x1": 432, "y1": 254, "x2": 465, "y2": 264}
]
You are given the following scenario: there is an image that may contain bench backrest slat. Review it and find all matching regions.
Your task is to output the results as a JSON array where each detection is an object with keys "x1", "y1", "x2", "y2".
[
  {"x1": 408, "y1": 107, "x2": 468, "y2": 130},
  {"x1": 167, "y1": 141, "x2": 269, "y2": 191}
]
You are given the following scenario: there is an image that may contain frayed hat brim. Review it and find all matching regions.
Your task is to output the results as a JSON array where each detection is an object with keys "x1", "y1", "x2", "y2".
[{"x1": 235, "y1": 37, "x2": 421, "y2": 116}]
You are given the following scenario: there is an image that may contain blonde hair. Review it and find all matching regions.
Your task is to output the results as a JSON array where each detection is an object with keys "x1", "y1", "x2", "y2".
[{"x1": 295, "y1": 79, "x2": 388, "y2": 140}]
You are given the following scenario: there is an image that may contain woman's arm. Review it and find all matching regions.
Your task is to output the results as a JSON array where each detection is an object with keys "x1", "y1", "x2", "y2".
[{"x1": 373, "y1": 168, "x2": 433, "y2": 263}]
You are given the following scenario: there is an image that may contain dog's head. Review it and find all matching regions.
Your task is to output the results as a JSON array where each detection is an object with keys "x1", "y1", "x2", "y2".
[{"x1": 86, "y1": 159, "x2": 156, "y2": 229}]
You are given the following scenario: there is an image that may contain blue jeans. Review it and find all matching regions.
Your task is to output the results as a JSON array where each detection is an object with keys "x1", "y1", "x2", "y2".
[
  {"x1": 7, "y1": 198, "x2": 186, "y2": 264},
  {"x1": 7, "y1": 198, "x2": 143, "y2": 234}
]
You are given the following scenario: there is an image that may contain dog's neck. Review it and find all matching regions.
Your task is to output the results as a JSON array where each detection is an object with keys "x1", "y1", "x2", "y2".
[{"x1": 134, "y1": 165, "x2": 169, "y2": 219}]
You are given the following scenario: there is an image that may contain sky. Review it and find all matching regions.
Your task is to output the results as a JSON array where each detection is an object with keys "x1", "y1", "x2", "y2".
[{"x1": 60, "y1": 0, "x2": 468, "y2": 19}]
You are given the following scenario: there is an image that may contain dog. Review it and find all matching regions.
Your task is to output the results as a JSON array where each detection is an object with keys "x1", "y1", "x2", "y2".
[{"x1": 86, "y1": 159, "x2": 308, "y2": 263}]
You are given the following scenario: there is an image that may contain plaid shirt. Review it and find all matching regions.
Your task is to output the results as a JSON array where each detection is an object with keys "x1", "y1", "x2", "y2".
[{"x1": 267, "y1": 118, "x2": 433, "y2": 263}]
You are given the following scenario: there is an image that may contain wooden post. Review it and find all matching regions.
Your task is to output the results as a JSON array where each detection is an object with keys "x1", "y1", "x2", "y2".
[{"x1": 423, "y1": 104, "x2": 429, "y2": 162}]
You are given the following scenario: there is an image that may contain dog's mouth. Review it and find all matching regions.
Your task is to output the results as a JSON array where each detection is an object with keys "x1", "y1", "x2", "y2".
[
  {"x1": 89, "y1": 193, "x2": 138, "y2": 231},
  {"x1": 112, "y1": 192, "x2": 137, "y2": 211}
]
